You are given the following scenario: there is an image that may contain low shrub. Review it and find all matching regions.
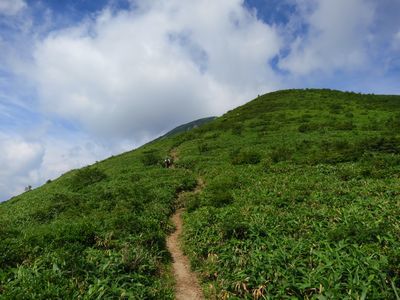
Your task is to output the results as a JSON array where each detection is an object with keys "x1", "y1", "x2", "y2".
[
  {"x1": 358, "y1": 136, "x2": 400, "y2": 154},
  {"x1": 198, "y1": 142, "x2": 210, "y2": 153},
  {"x1": 70, "y1": 167, "x2": 107, "y2": 191},
  {"x1": 30, "y1": 193, "x2": 75, "y2": 223},
  {"x1": 207, "y1": 175, "x2": 239, "y2": 193},
  {"x1": 231, "y1": 149, "x2": 262, "y2": 165},
  {"x1": 336, "y1": 167, "x2": 358, "y2": 181},
  {"x1": 175, "y1": 157, "x2": 196, "y2": 170},
  {"x1": 329, "y1": 103, "x2": 343, "y2": 114},
  {"x1": 300, "y1": 113, "x2": 312, "y2": 122},
  {"x1": 231, "y1": 123, "x2": 243, "y2": 135},
  {"x1": 260, "y1": 157, "x2": 273, "y2": 173},
  {"x1": 176, "y1": 175, "x2": 198, "y2": 193},
  {"x1": 335, "y1": 121, "x2": 355, "y2": 131},
  {"x1": 386, "y1": 113, "x2": 400, "y2": 129},
  {"x1": 305, "y1": 140, "x2": 364, "y2": 164},
  {"x1": 180, "y1": 131, "x2": 196, "y2": 142},
  {"x1": 209, "y1": 191, "x2": 234, "y2": 208},
  {"x1": 298, "y1": 123, "x2": 316, "y2": 133},
  {"x1": 141, "y1": 150, "x2": 162, "y2": 166},
  {"x1": 186, "y1": 194, "x2": 201, "y2": 212},
  {"x1": 270, "y1": 147, "x2": 292, "y2": 163},
  {"x1": 328, "y1": 219, "x2": 389, "y2": 244},
  {"x1": 220, "y1": 210, "x2": 249, "y2": 239}
]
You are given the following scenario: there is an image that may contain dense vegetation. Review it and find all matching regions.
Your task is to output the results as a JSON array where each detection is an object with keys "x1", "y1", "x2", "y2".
[
  {"x1": 0, "y1": 146, "x2": 197, "y2": 298},
  {"x1": 178, "y1": 90, "x2": 400, "y2": 299},
  {"x1": 1, "y1": 89, "x2": 399, "y2": 299}
]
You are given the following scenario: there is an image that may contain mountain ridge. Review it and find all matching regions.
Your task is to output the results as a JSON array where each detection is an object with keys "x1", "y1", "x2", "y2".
[{"x1": 157, "y1": 116, "x2": 217, "y2": 140}]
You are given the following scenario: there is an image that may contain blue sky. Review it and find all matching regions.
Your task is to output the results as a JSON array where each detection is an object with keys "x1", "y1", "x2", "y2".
[{"x1": 0, "y1": 0, "x2": 399, "y2": 201}]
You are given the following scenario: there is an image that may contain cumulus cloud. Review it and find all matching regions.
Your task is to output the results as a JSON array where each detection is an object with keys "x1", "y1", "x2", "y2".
[
  {"x1": 39, "y1": 136, "x2": 117, "y2": 179},
  {"x1": 32, "y1": 0, "x2": 282, "y2": 141},
  {"x1": 280, "y1": 0, "x2": 375, "y2": 75},
  {"x1": 0, "y1": 133, "x2": 43, "y2": 199},
  {"x1": 0, "y1": 0, "x2": 26, "y2": 16},
  {"x1": 0, "y1": 130, "x2": 127, "y2": 201}
]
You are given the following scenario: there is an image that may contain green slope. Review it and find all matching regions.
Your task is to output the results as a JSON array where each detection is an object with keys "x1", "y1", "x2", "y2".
[{"x1": 1, "y1": 89, "x2": 400, "y2": 299}]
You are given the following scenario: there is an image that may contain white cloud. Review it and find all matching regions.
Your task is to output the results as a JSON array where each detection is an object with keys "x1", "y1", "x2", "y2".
[
  {"x1": 0, "y1": 133, "x2": 44, "y2": 199},
  {"x1": 31, "y1": 0, "x2": 282, "y2": 141},
  {"x1": 280, "y1": 0, "x2": 375, "y2": 75},
  {"x1": 38, "y1": 137, "x2": 114, "y2": 180},
  {"x1": 0, "y1": 0, "x2": 26, "y2": 16},
  {"x1": 0, "y1": 130, "x2": 128, "y2": 201}
]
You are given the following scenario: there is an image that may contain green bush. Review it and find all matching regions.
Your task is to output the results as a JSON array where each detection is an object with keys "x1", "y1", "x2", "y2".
[
  {"x1": 176, "y1": 175, "x2": 197, "y2": 193},
  {"x1": 209, "y1": 191, "x2": 234, "y2": 208},
  {"x1": 335, "y1": 121, "x2": 355, "y2": 131},
  {"x1": 204, "y1": 176, "x2": 237, "y2": 208},
  {"x1": 141, "y1": 150, "x2": 162, "y2": 166},
  {"x1": 220, "y1": 210, "x2": 249, "y2": 239},
  {"x1": 311, "y1": 140, "x2": 361, "y2": 164},
  {"x1": 358, "y1": 136, "x2": 400, "y2": 154},
  {"x1": 186, "y1": 194, "x2": 201, "y2": 212},
  {"x1": 300, "y1": 113, "x2": 312, "y2": 122},
  {"x1": 329, "y1": 103, "x2": 343, "y2": 114},
  {"x1": 231, "y1": 123, "x2": 243, "y2": 135},
  {"x1": 386, "y1": 113, "x2": 400, "y2": 129},
  {"x1": 70, "y1": 167, "x2": 107, "y2": 191},
  {"x1": 175, "y1": 157, "x2": 196, "y2": 170},
  {"x1": 207, "y1": 175, "x2": 239, "y2": 193},
  {"x1": 298, "y1": 123, "x2": 315, "y2": 132},
  {"x1": 336, "y1": 167, "x2": 358, "y2": 181},
  {"x1": 231, "y1": 149, "x2": 262, "y2": 165},
  {"x1": 345, "y1": 111, "x2": 354, "y2": 118},
  {"x1": 260, "y1": 157, "x2": 273, "y2": 173},
  {"x1": 198, "y1": 142, "x2": 210, "y2": 153},
  {"x1": 270, "y1": 147, "x2": 292, "y2": 163}
]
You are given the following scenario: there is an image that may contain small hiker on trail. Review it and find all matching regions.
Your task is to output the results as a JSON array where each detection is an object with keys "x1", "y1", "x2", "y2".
[{"x1": 164, "y1": 157, "x2": 172, "y2": 168}]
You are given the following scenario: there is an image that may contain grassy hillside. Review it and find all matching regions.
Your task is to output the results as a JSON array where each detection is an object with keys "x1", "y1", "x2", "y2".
[
  {"x1": 1, "y1": 89, "x2": 399, "y2": 299},
  {"x1": 0, "y1": 145, "x2": 197, "y2": 299}
]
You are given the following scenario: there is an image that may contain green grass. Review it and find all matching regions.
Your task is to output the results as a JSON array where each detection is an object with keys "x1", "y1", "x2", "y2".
[
  {"x1": 0, "y1": 144, "x2": 197, "y2": 299},
  {"x1": 1, "y1": 89, "x2": 400, "y2": 299},
  {"x1": 175, "y1": 89, "x2": 400, "y2": 299}
]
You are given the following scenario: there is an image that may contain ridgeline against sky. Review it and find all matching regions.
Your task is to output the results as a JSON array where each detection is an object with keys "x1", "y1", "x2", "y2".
[{"x1": 0, "y1": 0, "x2": 399, "y2": 200}]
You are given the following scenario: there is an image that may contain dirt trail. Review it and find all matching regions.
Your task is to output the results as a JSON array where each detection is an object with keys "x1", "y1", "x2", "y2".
[
  {"x1": 166, "y1": 148, "x2": 204, "y2": 299},
  {"x1": 166, "y1": 208, "x2": 204, "y2": 300},
  {"x1": 170, "y1": 148, "x2": 179, "y2": 164}
]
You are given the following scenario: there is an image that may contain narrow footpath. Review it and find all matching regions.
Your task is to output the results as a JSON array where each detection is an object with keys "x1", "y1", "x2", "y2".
[
  {"x1": 166, "y1": 149, "x2": 204, "y2": 300},
  {"x1": 166, "y1": 208, "x2": 203, "y2": 300}
]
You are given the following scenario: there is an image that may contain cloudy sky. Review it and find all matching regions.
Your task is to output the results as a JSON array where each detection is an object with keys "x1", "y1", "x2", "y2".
[{"x1": 0, "y1": 0, "x2": 399, "y2": 201}]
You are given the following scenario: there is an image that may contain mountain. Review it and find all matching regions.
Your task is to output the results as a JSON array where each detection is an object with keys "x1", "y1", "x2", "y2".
[
  {"x1": 0, "y1": 89, "x2": 399, "y2": 299},
  {"x1": 157, "y1": 116, "x2": 217, "y2": 139}
]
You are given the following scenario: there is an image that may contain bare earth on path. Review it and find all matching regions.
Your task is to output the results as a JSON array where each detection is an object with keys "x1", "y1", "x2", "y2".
[
  {"x1": 166, "y1": 208, "x2": 204, "y2": 300},
  {"x1": 170, "y1": 148, "x2": 179, "y2": 166}
]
